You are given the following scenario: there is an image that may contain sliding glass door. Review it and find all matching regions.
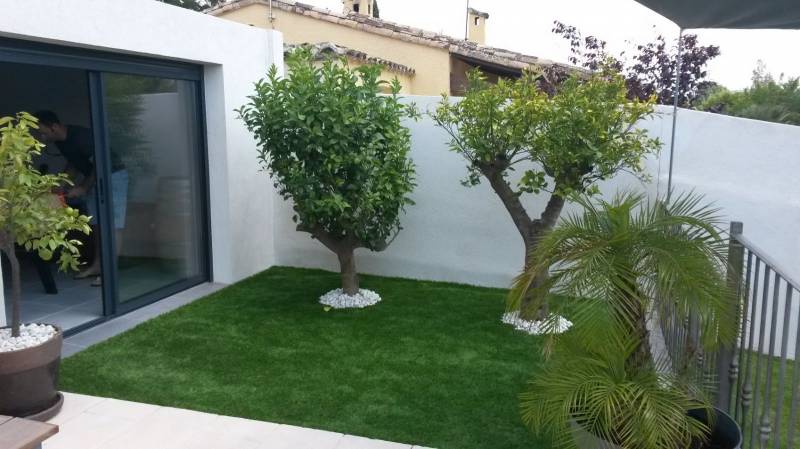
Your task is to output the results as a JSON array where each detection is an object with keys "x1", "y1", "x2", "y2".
[
  {"x1": 100, "y1": 73, "x2": 208, "y2": 310},
  {"x1": 1, "y1": 38, "x2": 209, "y2": 331}
]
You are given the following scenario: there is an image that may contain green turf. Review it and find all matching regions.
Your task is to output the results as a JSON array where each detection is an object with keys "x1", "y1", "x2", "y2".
[
  {"x1": 60, "y1": 266, "x2": 549, "y2": 449},
  {"x1": 729, "y1": 351, "x2": 800, "y2": 449}
]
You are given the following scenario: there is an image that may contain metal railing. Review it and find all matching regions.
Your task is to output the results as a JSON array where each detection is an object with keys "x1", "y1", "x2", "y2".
[{"x1": 662, "y1": 221, "x2": 800, "y2": 449}]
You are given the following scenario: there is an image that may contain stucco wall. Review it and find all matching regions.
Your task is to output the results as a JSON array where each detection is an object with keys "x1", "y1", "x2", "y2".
[
  {"x1": 215, "y1": 4, "x2": 451, "y2": 96},
  {"x1": 0, "y1": 0, "x2": 283, "y2": 295},
  {"x1": 274, "y1": 97, "x2": 800, "y2": 290},
  {"x1": 643, "y1": 105, "x2": 800, "y2": 285},
  {"x1": 273, "y1": 96, "x2": 659, "y2": 287}
]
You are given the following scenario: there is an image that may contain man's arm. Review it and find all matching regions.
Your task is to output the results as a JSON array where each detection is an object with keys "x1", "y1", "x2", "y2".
[{"x1": 66, "y1": 167, "x2": 95, "y2": 199}]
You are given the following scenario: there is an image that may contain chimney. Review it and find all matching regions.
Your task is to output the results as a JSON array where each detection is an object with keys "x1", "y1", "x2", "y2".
[
  {"x1": 343, "y1": 0, "x2": 375, "y2": 16},
  {"x1": 467, "y1": 8, "x2": 489, "y2": 44}
]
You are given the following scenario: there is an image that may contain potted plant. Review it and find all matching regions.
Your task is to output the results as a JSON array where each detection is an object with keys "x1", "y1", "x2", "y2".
[
  {"x1": 0, "y1": 113, "x2": 90, "y2": 420},
  {"x1": 510, "y1": 192, "x2": 742, "y2": 449}
]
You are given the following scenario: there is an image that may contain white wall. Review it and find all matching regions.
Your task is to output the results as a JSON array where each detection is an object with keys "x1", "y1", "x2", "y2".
[
  {"x1": 645, "y1": 106, "x2": 800, "y2": 359},
  {"x1": 645, "y1": 105, "x2": 800, "y2": 285},
  {"x1": 274, "y1": 96, "x2": 657, "y2": 287},
  {"x1": 0, "y1": 0, "x2": 284, "y2": 287},
  {"x1": 275, "y1": 98, "x2": 800, "y2": 290}
]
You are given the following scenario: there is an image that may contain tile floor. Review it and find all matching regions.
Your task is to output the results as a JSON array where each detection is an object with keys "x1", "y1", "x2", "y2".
[
  {"x1": 3, "y1": 260, "x2": 103, "y2": 331},
  {"x1": 44, "y1": 392, "x2": 433, "y2": 449}
]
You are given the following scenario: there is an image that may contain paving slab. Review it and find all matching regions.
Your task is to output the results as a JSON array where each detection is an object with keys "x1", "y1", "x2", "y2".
[{"x1": 43, "y1": 393, "x2": 421, "y2": 449}]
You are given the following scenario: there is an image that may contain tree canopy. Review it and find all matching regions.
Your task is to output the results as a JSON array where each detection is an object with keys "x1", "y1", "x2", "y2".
[
  {"x1": 433, "y1": 69, "x2": 660, "y2": 318},
  {"x1": 238, "y1": 49, "x2": 417, "y2": 295},
  {"x1": 553, "y1": 21, "x2": 720, "y2": 108}
]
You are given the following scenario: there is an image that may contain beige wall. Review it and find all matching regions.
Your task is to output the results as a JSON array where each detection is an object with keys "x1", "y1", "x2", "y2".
[
  {"x1": 467, "y1": 12, "x2": 486, "y2": 45},
  {"x1": 346, "y1": 60, "x2": 414, "y2": 94},
  {"x1": 215, "y1": 4, "x2": 451, "y2": 95}
]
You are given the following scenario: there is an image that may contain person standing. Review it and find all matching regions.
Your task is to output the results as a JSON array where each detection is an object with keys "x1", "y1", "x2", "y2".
[{"x1": 34, "y1": 110, "x2": 128, "y2": 287}]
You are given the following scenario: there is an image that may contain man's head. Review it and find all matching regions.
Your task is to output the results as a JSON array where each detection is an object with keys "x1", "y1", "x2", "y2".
[{"x1": 33, "y1": 110, "x2": 67, "y2": 143}]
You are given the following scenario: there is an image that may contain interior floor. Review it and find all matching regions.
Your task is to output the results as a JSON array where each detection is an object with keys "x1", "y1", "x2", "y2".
[{"x1": 3, "y1": 258, "x2": 103, "y2": 331}]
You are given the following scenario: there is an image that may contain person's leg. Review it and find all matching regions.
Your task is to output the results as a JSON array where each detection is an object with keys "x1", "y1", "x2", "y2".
[
  {"x1": 31, "y1": 250, "x2": 58, "y2": 294},
  {"x1": 76, "y1": 194, "x2": 101, "y2": 278}
]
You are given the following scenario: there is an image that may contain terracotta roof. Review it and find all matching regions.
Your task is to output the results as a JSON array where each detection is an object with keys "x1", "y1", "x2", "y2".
[
  {"x1": 286, "y1": 42, "x2": 416, "y2": 75},
  {"x1": 208, "y1": 0, "x2": 575, "y2": 73}
]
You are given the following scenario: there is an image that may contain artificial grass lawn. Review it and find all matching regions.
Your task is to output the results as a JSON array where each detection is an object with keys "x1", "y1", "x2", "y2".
[{"x1": 60, "y1": 266, "x2": 549, "y2": 449}]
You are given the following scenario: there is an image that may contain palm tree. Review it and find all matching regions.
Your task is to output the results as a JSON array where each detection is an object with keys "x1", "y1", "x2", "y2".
[{"x1": 510, "y1": 191, "x2": 736, "y2": 448}]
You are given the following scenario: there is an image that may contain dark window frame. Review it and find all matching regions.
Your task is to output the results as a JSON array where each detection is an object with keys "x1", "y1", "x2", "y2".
[{"x1": 0, "y1": 37, "x2": 211, "y2": 335}]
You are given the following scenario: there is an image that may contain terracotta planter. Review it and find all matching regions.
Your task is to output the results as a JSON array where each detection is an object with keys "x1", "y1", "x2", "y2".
[
  {"x1": 571, "y1": 407, "x2": 742, "y2": 449},
  {"x1": 0, "y1": 325, "x2": 63, "y2": 421}
]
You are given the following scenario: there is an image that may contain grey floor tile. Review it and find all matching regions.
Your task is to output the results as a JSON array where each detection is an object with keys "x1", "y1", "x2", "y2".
[
  {"x1": 65, "y1": 317, "x2": 138, "y2": 348},
  {"x1": 41, "y1": 308, "x2": 102, "y2": 331},
  {"x1": 18, "y1": 302, "x2": 65, "y2": 322},
  {"x1": 59, "y1": 282, "x2": 224, "y2": 350}
]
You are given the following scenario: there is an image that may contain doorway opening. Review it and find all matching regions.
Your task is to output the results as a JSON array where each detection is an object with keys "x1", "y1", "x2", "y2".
[
  {"x1": 0, "y1": 41, "x2": 210, "y2": 334},
  {"x1": 0, "y1": 61, "x2": 102, "y2": 330}
]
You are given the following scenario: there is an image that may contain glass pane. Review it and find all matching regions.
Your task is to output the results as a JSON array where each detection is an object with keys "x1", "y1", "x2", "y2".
[
  {"x1": 1, "y1": 61, "x2": 103, "y2": 331},
  {"x1": 102, "y1": 74, "x2": 205, "y2": 303}
]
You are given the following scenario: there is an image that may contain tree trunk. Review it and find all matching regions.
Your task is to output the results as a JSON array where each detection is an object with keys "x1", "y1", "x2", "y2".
[
  {"x1": 337, "y1": 247, "x2": 359, "y2": 296},
  {"x1": 300, "y1": 224, "x2": 363, "y2": 296},
  {"x1": 520, "y1": 242, "x2": 550, "y2": 320},
  {"x1": 618, "y1": 276, "x2": 653, "y2": 374},
  {"x1": 625, "y1": 302, "x2": 653, "y2": 375},
  {"x1": 479, "y1": 162, "x2": 571, "y2": 321},
  {"x1": 519, "y1": 193, "x2": 566, "y2": 320},
  {"x1": 4, "y1": 242, "x2": 22, "y2": 337}
]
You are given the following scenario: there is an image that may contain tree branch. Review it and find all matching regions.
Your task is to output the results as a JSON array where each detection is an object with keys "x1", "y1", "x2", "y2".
[
  {"x1": 478, "y1": 162, "x2": 534, "y2": 240},
  {"x1": 533, "y1": 188, "x2": 566, "y2": 235},
  {"x1": 297, "y1": 223, "x2": 343, "y2": 253}
]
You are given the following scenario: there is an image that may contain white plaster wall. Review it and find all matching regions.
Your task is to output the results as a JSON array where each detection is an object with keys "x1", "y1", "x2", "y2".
[
  {"x1": 275, "y1": 98, "x2": 800, "y2": 290},
  {"x1": 0, "y1": 0, "x2": 284, "y2": 287},
  {"x1": 645, "y1": 105, "x2": 800, "y2": 286},
  {"x1": 644, "y1": 106, "x2": 800, "y2": 358},
  {"x1": 274, "y1": 96, "x2": 658, "y2": 287}
]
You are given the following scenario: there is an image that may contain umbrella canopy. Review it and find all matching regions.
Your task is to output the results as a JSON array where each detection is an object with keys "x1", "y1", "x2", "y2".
[{"x1": 634, "y1": 0, "x2": 800, "y2": 29}]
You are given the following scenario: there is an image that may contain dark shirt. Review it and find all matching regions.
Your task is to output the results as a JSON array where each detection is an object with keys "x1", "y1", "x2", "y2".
[
  {"x1": 54, "y1": 125, "x2": 125, "y2": 175},
  {"x1": 55, "y1": 125, "x2": 94, "y2": 177}
]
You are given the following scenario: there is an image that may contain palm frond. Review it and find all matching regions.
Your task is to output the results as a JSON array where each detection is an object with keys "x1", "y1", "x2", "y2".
[{"x1": 514, "y1": 190, "x2": 736, "y2": 448}]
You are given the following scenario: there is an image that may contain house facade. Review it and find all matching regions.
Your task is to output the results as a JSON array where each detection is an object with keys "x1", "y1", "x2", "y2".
[
  {"x1": 0, "y1": 0, "x2": 282, "y2": 333},
  {"x1": 209, "y1": 0, "x2": 569, "y2": 96}
]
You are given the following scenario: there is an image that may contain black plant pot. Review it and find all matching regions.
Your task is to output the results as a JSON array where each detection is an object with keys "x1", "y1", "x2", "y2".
[
  {"x1": 688, "y1": 407, "x2": 742, "y2": 449},
  {"x1": 571, "y1": 407, "x2": 742, "y2": 449},
  {"x1": 0, "y1": 325, "x2": 64, "y2": 421}
]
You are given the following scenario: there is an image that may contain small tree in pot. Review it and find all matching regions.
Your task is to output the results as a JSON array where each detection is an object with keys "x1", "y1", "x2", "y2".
[
  {"x1": 511, "y1": 192, "x2": 740, "y2": 448},
  {"x1": 0, "y1": 112, "x2": 90, "y2": 418},
  {"x1": 238, "y1": 49, "x2": 416, "y2": 307}
]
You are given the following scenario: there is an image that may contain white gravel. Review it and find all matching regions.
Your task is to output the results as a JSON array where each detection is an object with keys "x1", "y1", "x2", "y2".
[
  {"x1": 0, "y1": 323, "x2": 57, "y2": 353},
  {"x1": 502, "y1": 311, "x2": 572, "y2": 335},
  {"x1": 320, "y1": 288, "x2": 382, "y2": 309}
]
